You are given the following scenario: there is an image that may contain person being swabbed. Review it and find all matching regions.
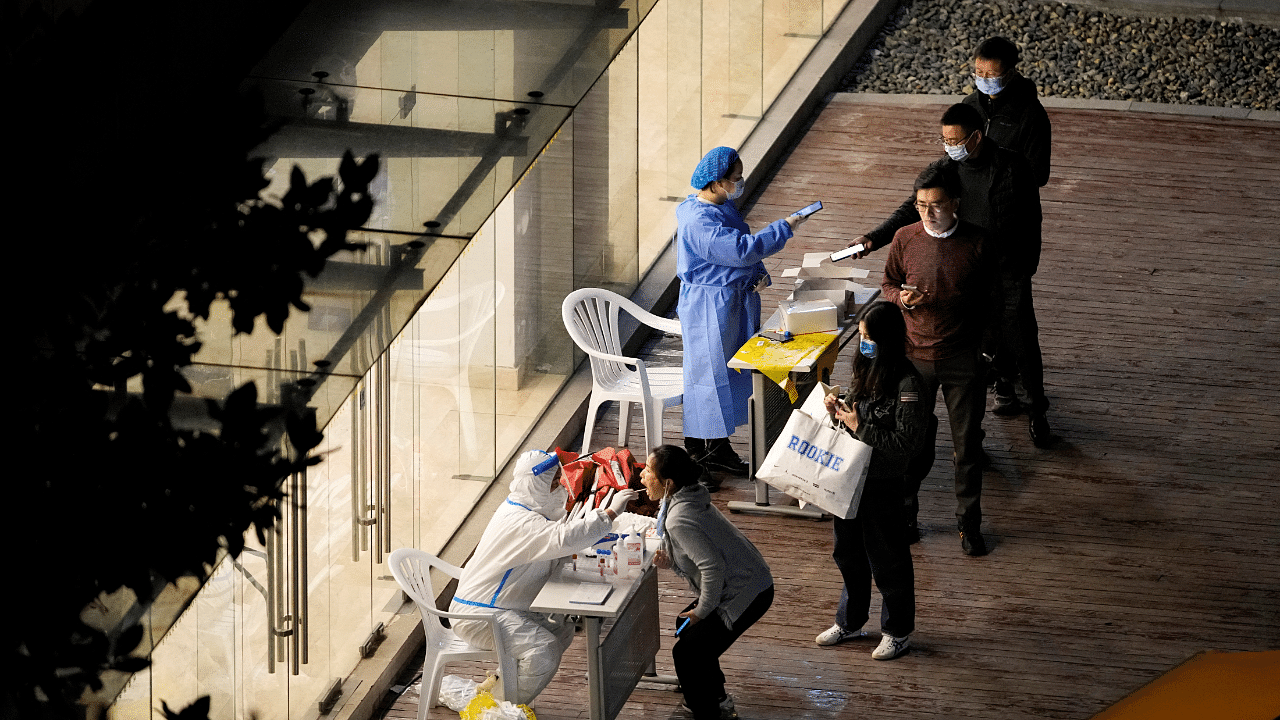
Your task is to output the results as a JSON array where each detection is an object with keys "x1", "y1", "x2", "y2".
[{"x1": 449, "y1": 449, "x2": 637, "y2": 705}]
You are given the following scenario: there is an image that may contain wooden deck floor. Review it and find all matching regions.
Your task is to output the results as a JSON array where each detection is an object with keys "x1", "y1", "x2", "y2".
[{"x1": 381, "y1": 98, "x2": 1279, "y2": 720}]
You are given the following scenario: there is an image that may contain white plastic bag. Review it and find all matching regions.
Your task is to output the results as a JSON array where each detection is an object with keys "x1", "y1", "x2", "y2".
[
  {"x1": 756, "y1": 382, "x2": 872, "y2": 519},
  {"x1": 480, "y1": 702, "x2": 529, "y2": 720},
  {"x1": 438, "y1": 675, "x2": 478, "y2": 712}
]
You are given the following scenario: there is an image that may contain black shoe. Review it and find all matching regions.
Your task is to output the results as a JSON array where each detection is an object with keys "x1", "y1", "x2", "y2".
[
  {"x1": 698, "y1": 464, "x2": 721, "y2": 492},
  {"x1": 960, "y1": 529, "x2": 988, "y2": 556},
  {"x1": 700, "y1": 440, "x2": 749, "y2": 477},
  {"x1": 1029, "y1": 412, "x2": 1052, "y2": 448},
  {"x1": 683, "y1": 437, "x2": 707, "y2": 459}
]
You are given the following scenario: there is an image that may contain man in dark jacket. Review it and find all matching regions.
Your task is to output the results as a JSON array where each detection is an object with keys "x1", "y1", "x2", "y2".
[
  {"x1": 963, "y1": 38, "x2": 1054, "y2": 438},
  {"x1": 845, "y1": 102, "x2": 1052, "y2": 450},
  {"x1": 963, "y1": 36, "x2": 1052, "y2": 188}
]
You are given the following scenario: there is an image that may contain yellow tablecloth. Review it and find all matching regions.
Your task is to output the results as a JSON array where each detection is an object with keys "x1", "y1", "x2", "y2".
[{"x1": 732, "y1": 331, "x2": 838, "y2": 402}]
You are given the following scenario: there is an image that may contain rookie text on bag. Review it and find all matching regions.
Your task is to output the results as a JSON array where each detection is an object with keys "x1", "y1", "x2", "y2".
[{"x1": 785, "y1": 435, "x2": 845, "y2": 471}]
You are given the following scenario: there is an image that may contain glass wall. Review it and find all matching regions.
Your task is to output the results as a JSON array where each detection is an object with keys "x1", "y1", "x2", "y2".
[{"x1": 106, "y1": 0, "x2": 848, "y2": 717}]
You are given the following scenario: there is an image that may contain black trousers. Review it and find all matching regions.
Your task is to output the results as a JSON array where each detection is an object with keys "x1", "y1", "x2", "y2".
[
  {"x1": 905, "y1": 349, "x2": 986, "y2": 531},
  {"x1": 672, "y1": 586, "x2": 774, "y2": 720},
  {"x1": 992, "y1": 268, "x2": 1048, "y2": 411},
  {"x1": 832, "y1": 477, "x2": 915, "y2": 638}
]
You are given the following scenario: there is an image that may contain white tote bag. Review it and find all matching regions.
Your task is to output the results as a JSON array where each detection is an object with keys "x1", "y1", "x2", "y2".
[{"x1": 756, "y1": 383, "x2": 872, "y2": 519}]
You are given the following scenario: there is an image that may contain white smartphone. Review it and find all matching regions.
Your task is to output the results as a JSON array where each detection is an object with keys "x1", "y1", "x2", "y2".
[
  {"x1": 830, "y1": 243, "x2": 866, "y2": 262},
  {"x1": 794, "y1": 200, "x2": 823, "y2": 217}
]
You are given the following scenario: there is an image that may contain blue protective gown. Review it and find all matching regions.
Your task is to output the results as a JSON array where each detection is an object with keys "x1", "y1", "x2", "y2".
[{"x1": 676, "y1": 196, "x2": 793, "y2": 438}]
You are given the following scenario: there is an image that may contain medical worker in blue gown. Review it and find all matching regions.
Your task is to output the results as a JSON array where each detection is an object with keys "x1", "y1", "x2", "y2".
[
  {"x1": 677, "y1": 146, "x2": 808, "y2": 480},
  {"x1": 449, "y1": 449, "x2": 637, "y2": 705}
]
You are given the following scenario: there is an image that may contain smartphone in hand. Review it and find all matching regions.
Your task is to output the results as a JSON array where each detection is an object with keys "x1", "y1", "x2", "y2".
[
  {"x1": 794, "y1": 200, "x2": 823, "y2": 217},
  {"x1": 830, "y1": 243, "x2": 865, "y2": 262}
]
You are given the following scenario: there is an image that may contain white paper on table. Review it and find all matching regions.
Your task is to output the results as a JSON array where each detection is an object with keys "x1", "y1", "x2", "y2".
[{"x1": 568, "y1": 582, "x2": 613, "y2": 605}]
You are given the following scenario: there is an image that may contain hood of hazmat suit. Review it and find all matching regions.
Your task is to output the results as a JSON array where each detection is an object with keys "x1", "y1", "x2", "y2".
[{"x1": 509, "y1": 450, "x2": 568, "y2": 521}]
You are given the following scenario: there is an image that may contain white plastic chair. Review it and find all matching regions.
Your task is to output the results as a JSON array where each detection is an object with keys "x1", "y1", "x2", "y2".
[
  {"x1": 562, "y1": 288, "x2": 683, "y2": 457},
  {"x1": 388, "y1": 548, "x2": 517, "y2": 719}
]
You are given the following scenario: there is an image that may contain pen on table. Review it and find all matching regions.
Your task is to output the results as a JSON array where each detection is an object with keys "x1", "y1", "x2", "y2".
[{"x1": 675, "y1": 616, "x2": 691, "y2": 637}]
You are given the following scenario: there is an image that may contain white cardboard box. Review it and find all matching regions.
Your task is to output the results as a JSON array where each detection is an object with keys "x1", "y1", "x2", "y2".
[{"x1": 781, "y1": 299, "x2": 839, "y2": 334}]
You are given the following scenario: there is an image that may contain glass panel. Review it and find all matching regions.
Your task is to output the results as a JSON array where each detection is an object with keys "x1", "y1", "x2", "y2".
[
  {"x1": 310, "y1": 396, "x2": 374, "y2": 698},
  {"x1": 183, "y1": 230, "x2": 469, "y2": 432},
  {"x1": 700, "y1": 0, "x2": 756, "y2": 151},
  {"x1": 573, "y1": 49, "x2": 640, "y2": 295},
  {"x1": 636, "y1": 0, "x2": 695, "y2": 272},
  {"x1": 824, "y1": 0, "x2": 850, "y2": 33},
  {"x1": 245, "y1": 80, "x2": 572, "y2": 238},
  {"x1": 763, "y1": 0, "x2": 823, "y2": 103},
  {"x1": 248, "y1": 0, "x2": 655, "y2": 108},
  {"x1": 727, "y1": 0, "x2": 764, "y2": 128},
  {"x1": 193, "y1": 566, "x2": 239, "y2": 719},
  {"x1": 387, "y1": 256, "x2": 496, "y2": 555},
  {"x1": 233, "y1": 531, "x2": 291, "y2": 719}
]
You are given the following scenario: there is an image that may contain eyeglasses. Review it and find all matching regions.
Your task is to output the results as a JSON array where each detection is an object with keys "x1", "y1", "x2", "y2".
[
  {"x1": 973, "y1": 70, "x2": 1006, "y2": 80},
  {"x1": 938, "y1": 129, "x2": 976, "y2": 148},
  {"x1": 914, "y1": 201, "x2": 953, "y2": 213}
]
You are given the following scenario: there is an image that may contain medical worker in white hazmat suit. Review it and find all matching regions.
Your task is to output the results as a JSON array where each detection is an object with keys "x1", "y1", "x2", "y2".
[
  {"x1": 449, "y1": 449, "x2": 637, "y2": 704},
  {"x1": 677, "y1": 146, "x2": 808, "y2": 478}
]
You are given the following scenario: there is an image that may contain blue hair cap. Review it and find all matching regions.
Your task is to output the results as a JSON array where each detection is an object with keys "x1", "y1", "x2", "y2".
[{"x1": 690, "y1": 146, "x2": 739, "y2": 189}]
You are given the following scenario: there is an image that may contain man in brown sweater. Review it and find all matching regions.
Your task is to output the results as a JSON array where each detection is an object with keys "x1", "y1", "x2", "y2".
[{"x1": 881, "y1": 167, "x2": 997, "y2": 556}]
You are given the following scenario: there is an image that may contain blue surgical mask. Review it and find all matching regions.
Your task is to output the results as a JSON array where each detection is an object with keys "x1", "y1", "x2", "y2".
[
  {"x1": 858, "y1": 337, "x2": 878, "y2": 359},
  {"x1": 728, "y1": 178, "x2": 745, "y2": 200},
  {"x1": 945, "y1": 130, "x2": 975, "y2": 162},
  {"x1": 974, "y1": 74, "x2": 1005, "y2": 96},
  {"x1": 945, "y1": 141, "x2": 970, "y2": 162}
]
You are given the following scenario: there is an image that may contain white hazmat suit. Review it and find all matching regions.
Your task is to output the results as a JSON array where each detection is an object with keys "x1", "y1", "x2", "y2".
[{"x1": 449, "y1": 450, "x2": 632, "y2": 704}]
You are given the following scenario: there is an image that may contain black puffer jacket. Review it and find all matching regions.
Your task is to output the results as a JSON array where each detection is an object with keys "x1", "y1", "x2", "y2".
[
  {"x1": 847, "y1": 364, "x2": 930, "y2": 481},
  {"x1": 964, "y1": 74, "x2": 1052, "y2": 187}
]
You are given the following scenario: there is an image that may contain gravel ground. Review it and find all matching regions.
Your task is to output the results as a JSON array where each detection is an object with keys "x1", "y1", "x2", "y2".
[{"x1": 840, "y1": 0, "x2": 1280, "y2": 111}]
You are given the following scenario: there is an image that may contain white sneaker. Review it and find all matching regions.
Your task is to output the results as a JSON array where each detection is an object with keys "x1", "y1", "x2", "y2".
[
  {"x1": 872, "y1": 633, "x2": 910, "y2": 660},
  {"x1": 815, "y1": 623, "x2": 866, "y2": 646}
]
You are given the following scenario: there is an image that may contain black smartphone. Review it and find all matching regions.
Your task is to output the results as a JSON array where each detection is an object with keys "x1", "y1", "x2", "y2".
[{"x1": 794, "y1": 200, "x2": 823, "y2": 217}]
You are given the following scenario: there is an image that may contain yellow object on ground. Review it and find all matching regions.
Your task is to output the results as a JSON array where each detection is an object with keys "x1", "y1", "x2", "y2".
[
  {"x1": 460, "y1": 691, "x2": 536, "y2": 720},
  {"x1": 1090, "y1": 650, "x2": 1279, "y2": 720}
]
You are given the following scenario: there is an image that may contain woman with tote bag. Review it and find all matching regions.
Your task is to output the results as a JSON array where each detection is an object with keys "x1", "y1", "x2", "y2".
[{"x1": 816, "y1": 301, "x2": 929, "y2": 660}]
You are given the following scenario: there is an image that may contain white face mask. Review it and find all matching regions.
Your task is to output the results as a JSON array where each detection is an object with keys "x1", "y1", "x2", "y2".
[
  {"x1": 974, "y1": 74, "x2": 1005, "y2": 96},
  {"x1": 727, "y1": 178, "x2": 745, "y2": 200},
  {"x1": 547, "y1": 483, "x2": 568, "y2": 520}
]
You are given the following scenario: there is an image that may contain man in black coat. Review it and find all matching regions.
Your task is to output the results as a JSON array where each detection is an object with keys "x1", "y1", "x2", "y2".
[
  {"x1": 962, "y1": 38, "x2": 1054, "y2": 441},
  {"x1": 963, "y1": 36, "x2": 1053, "y2": 188},
  {"x1": 844, "y1": 102, "x2": 1052, "y2": 461}
]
